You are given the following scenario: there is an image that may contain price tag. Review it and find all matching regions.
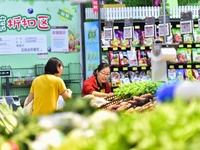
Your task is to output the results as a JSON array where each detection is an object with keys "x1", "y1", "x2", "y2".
[
  {"x1": 113, "y1": 47, "x2": 118, "y2": 51},
  {"x1": 132, "y1": 67, "x2": 137, "y2": 71},
  {"x1": 103, "y1": 47, "x2": 108, "y2": 51},
  {"x1": 196, "y1": 44, "x2": 200, "y2": 47},
  {"x1": 187, "y1": 44, "x2": 192, "y2": 48},
  {"x1": 114, "y1": 26, "x2": 119, "y2": 29},
  {"x1": 169, "y1": 65, "x2": 174, "y2": 69},
  {"x1": 132, "y1": 47, "x2": 136, "y2": 50},
  {"x1": 179, "y1": 44, "x2": 184, "y2": 48},
  {"x1": 141, "y1": 67, "x2": 146, "y2": 70},
  {"x1": 141, "y1": 46, "x2": 145, "y2": 50},
  {"x1": 123, "y1": 67, "x2": 128, "y2": 71},
  {"x1": 176, "y1": 24, "x2": 180, "y2": 28},
  {"x1": 196, "y1": 65, "x2": 200, "y2": 68},
  {"x1": 150, "y1": 66, "x2": 152, "y2": 70},
  {"x1": 194, "y1": 24, "x2": 199, "y2": 28},
  {"x1": 149, "y1": 46, "x2": 152, "y2": 49},
  {"x1": 178, "y1": 65, "x2": 183, "y2": 69},
  {"x1": 187, "y1": 65, "x2": 192, "y2": 68},
  {"x1": 113, "y1": 68, "x2": 119, "y2": 71},
  {"x1": 135, "y1": 26, "x2": 140, "y2": 29},
  {"x1": 121, "y1": 47, "x2": 126, "y2": 50}
]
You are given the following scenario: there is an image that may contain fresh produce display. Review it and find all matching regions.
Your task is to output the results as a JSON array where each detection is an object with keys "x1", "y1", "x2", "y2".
[
  {"x1": 56, "y1": 99, "x2": 200, "y2": 150},
  {"x1": 113, "y1": 80, "x2": 163, "y2": 98},
  {"x1": 1, "y1": 94, "x2": 200, "y2": 150}
]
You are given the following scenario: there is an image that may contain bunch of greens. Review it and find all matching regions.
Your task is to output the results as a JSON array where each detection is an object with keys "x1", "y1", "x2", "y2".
[
  {"x1": 113, "y1": 80, "x2": 163, "y2": 98},
  {"x1": 0, "y1": 99, "x2": 45, "y2": 150}
]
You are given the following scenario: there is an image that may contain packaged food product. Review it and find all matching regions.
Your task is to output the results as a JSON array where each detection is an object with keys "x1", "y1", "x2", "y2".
[
  {"x1": 119, "y1": 71, "x2": 130, "y2": 85},
  {"x1": 172, "y1": 28, "x2": 182, "y2": 43},
  {"x1": 184, "y1": 69, "x2": 192, "y2": 80},
  {"x1": 111, "y1": 72, "x2": 121, "y2": 87},
  {"x1": 192, "y1": 69, "x2": 200, "y2": 80},
  {"x1": 168, "y1": 69, "x2": 176, "y2": 80},
  {"x1": 122, "y1": 51, "x2": 129, "y2": 66},
  {"x1": 185, "y1": 49, "x2": 192, "y2": 63},
  {"x1": 192, "y1": 48, "x2": 200, "y2": 63},
  {"x1": 183, "y1": 34, "x2": 193, "y2": 44},
  {"x1": 175, "y1": 69, "x2": 184, "y2": 80},
  {"x1": 138, "y1": 50, "x2": 147, "y2": 66},
  {"x1": 127, "y1": 49, "x2": 138, "y2": 67},
  {"x1": 109, "y1": 51, "x2": 119, "y2": 66},
  {"x1": 145, "y1": 50, "x2": 151, "y2": 66},
  {"x1": 119, "y1": 51, "x2": 124, "y2": 66},
  {"x1": 102, "y1": 52, "x2": 109, "y2": 64},
  {"x1": 193, "y1": 28, "x2": 200, "y2": 43},
  {"x1": 110, "y1": 30, "x2": 121, "y2": 47},
  {"x1": 101, "y1": 31, "x2": 111, "y2": 48},
  {"x1": 131, "y1": 30, "x2": 141, "y2": 47},
  {"x1": 140, "y1": 71, "x2": 148, "y2": 81},
  {"x1": 177, "y1": 48, "x2": 186, "y2": 63}
]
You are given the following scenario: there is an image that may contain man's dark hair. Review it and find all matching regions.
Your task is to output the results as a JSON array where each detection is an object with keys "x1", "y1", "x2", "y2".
[
  {"x1": 45, "y1": 57, "x2": 63, "y2": 74},
  {"x1": 93, "y1": 63, "x2": 110, "y2": 76}
]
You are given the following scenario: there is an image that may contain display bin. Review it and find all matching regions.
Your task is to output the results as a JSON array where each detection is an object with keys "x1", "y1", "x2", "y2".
[{"x1": 64, "y1": 63, "x2": 82, "y2": 94}]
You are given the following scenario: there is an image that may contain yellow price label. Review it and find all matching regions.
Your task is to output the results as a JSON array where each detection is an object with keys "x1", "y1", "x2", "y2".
[
  {"x1": 121, "y1": 47, "x2": 126, "y2": 50},
  {"x1": 141, "y1": 46, "x2": 145, "y2": 50},
  {"x1": 176, "y1": 24, "x2": 180, "y2": 28},
  {"x1": 169, "y1": 65, "x2": 174, "y2": 69},
  {"x1": 150, "y1": 66, "x2": 152, "y2": 70},
  {"x1": 179, "y1": 44, "x2": 184, "y2": 48},
  {"x1": 187, "y1": 44, "x2": 192, "y2": 48},
  {"x1": 103, "y1": 27, "x2": 105, "y2": 30},
  {"x1": 179, "y1": 65, "x2": 183, "y2": 69},
  {"x1": 196, "y1": 65, "x2": 200, "y2": 68},
  {"x1": 141, "y1": 67, "x2": 146, "y2": 70},
  {"x1": 187, "y1": 65, "x2": 192, "y2": 68},
  {"x1": 103, "y1": 47, "x2": 108, "y2": 51},
  {"x1": 131, "y1": 47, "x2": 136, "y2": 50},
  {"x1": 194, "y1": 24, "x2": 199, "y2": 28},
  {"x1": 135, "y1": 26, "x2": 140, "y2": 29},
  {"x1": 196, "y1": 44, "x2": 200, "y2": 47},
  {"x1": 114, "y1": 26, "x2": 119, "y2": 29},
  {"x1": 113, "y1": 47, "x2": 118, "y2": 51},
  {"x1": 149, "y1": 46, "x2": 152, "y2": 49},
  {"x1": 123, "y1": 67, "x2": 128, "y2": 71},
  {"x1": 132, "y1": 67, "x2": 137, "y2": 71},
  {"x1": 113, "y1": 68, "x2": 119, "y2": 71},
  {"x1": 157, "y1": 25, "x2": 159, "y2": 29}
]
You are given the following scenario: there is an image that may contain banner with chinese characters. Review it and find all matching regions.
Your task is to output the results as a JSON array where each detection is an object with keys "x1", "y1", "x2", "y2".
[
  {"x1": 0, "y1": 0, "x2": 80, "y2": 54},
  {"x1": 93, "y1": 0, "x2": 99, "y2": 14},
  {"x1": 84, "y1": 21, "x2": 100, "y2": 79}
]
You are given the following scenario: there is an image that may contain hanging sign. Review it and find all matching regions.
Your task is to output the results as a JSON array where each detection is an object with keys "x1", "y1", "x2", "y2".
[
  {"x1": 180, "y1": 11, "x2": 193, "y2": 34},
  {"x1": 93, "y1": 0, "x2": 99, "y2": 14}
]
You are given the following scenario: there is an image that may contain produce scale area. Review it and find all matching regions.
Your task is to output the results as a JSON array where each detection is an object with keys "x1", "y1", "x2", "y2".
[{"x1": 1, "y1": 0, "x2": 200, "y2": 150}]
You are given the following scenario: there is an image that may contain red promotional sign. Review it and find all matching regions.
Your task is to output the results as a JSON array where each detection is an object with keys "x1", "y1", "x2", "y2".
[{"x1": 93, "y1": 0, "x2": 98, "y2": 14}]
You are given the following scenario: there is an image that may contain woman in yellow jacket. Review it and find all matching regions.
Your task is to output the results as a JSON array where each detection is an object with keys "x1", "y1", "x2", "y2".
[{"x1": 26, "y1": 57, "x2": 72, "y2": 116}]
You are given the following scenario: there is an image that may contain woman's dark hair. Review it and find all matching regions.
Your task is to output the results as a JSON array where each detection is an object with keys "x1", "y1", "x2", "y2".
[
  {"x1": 45, "y1": 57, "x2": 63, "y2": 74},
  {"x1": 93, "y1": 63, "x2": 110, "y2": 76}
]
